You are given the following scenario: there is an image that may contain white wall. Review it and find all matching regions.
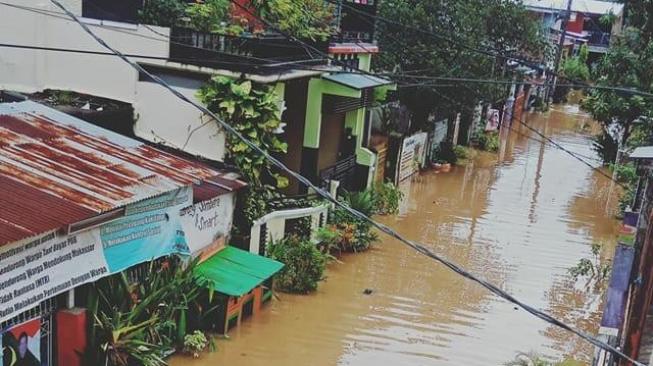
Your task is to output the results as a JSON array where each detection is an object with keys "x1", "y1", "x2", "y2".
[
  {"x1": 134, "y1": 74, "x2": 226, "y2": 162},
  {"x1": 0, "y1": 0, "x2": 228, "y2": 162},
  {"x1": 0, "y1": 0, "x2": 168, "y2": 103}
]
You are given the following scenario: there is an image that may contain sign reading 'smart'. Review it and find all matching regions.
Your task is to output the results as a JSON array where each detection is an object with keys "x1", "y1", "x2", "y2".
[{"x1": 0, "y1": 186, "x2": 235, "y2": 323}]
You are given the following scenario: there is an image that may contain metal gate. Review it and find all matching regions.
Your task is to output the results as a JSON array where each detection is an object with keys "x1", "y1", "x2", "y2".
[{"x1": 0, "y1": 296, "x2": 59, "y2": 366}]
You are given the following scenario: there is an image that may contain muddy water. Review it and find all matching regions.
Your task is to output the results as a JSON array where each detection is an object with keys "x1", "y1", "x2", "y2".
[{"x1": 171, "y1": 106, "x2": 621, "y2": 366}]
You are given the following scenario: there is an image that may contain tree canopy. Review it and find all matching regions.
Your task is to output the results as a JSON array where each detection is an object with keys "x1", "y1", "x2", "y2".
[
  {"x1": 582, "y1": 0, "x2": 653, "y2": 162},
  {"x1": 375, "y1": 0, "x2": 549, "y2": 128}
]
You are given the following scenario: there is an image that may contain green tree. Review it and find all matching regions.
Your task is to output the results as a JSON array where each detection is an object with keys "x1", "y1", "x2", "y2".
[
  {"x1": 376, "y1": 0, "x2": 548, "y2": 130},
  {"x1": 582, "y1": 2, "x2": 653, "y2": 163},
  {"x1": 562, "y1": 44, "x2": 590, "y2": 82}
]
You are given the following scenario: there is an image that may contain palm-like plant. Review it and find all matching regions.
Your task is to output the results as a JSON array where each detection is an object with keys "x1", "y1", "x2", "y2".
[{"x1": 86, "y1": 258, "x2": 208, "y2": 365}]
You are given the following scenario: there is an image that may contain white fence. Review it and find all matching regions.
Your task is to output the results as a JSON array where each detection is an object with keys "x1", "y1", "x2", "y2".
[{"x1": 249, "y1": 204, "x2": 330, "y2": 255}]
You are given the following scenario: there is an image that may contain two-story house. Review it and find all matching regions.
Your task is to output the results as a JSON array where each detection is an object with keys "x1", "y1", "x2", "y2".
[
  {"x1": 0, "y1": 0, "x2": 394, "y2": 195},
  {"x1": 523, "y1": 0, "x2": 624, "y2": 63}
]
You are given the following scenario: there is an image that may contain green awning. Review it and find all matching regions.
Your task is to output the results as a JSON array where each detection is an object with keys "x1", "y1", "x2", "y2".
[
  {"x1": 322, "y1": 73, "x2": 394, "y2": 90},
  {"x1": 195, "y1": 246, "x2": 284, "y2": 297}
]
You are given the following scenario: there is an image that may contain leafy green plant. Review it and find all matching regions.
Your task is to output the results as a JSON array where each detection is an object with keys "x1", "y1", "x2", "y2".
[
  {"x1": 453, "y1": 145, "x2": 469, "y2": 161},
  {"x1": 477, "y1": 132, "x2": 500, "y2": 152},
  {"x1": 562, "y1": 44, "x2": 591, "y2": 83},
  {"x1": 610, "y1": 162, "x2": 638, "y2": 185},
  {"x1": 86, "y1": 258, "x2": 207, "y2": 365},
  {"x1": 592, "y1": 130, "x2": 619, "y2": 164},
  {"x1": 199, "y1": 77, "x2": 289, "y2": 230},
  {"x1": 185, "y1": 0, "x2": 233, "y2": 33},
  {"x1": 183, "y1": 331, "x2": 211, "y2": 358},
  {"x1": 372, "y1": 181, "x2": 404, "y2": 215},
  {"x1": 268, "y1": 236, "x2": 329, "y2": 293},
  {"x1": 251, "y1": 0, "x2": 336, "y2": 41},
  {"x1": 48, "y1": 90, "x2": 75, "y2": 105},
  {"x1": 198, "y1": 76, "x2": 288, "y2": 188},
  {"x1": 569, "y1": 243, "x2": 611, "y2": 283},
  {"x1": 139, "y1": 0, "x2": 187, "y2": 27},
  {"x1": 324, "y1": 192, "x2": 379, "y2": 253},
  {"x1": 434, "y1": 141, "x2": 457, "y2": 164}
]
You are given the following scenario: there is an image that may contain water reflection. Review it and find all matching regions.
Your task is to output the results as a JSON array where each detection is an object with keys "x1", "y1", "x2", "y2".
[{"x1": 170, "y1": 107, "x2": 620, "y2": 366}]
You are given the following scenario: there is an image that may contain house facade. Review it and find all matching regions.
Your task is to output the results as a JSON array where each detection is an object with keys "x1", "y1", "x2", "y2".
[
  {"x1": 0, "y1": 100, "x2": 281, "y2": 365},
  {"x1": 0, "y1": 0, "x2": 394, "y2": 194},
  {"x1": 523, "y1": 0, "x2": 624, "y2": 63}
]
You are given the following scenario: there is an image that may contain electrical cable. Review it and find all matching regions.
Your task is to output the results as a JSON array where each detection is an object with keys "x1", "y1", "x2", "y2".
[
  {"x1": 47, "y1": 0, "x2": 646, "y2": 364},
  {"x1": 330, "y1": 0, "x2": 653, "y2": 99},
  {"x1": 0, "y1": 2, "x2": 620, "y2": 181},
  {"x1": 2, "y1": 0, "x2": 651, "y2": 98}
]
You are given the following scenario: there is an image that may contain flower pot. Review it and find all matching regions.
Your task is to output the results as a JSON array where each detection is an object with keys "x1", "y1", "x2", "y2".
[{"x1": 431, "y1": 163, "x2": 451, "y2": 173}]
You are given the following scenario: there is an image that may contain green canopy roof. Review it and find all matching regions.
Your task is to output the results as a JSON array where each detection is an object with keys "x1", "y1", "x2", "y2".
[
  {"x1": 322, "y1": 73, "x2": 394, "y2": 90},
  {"x1": 195, "y1": 246, "x2": 284, "y2": 297}
]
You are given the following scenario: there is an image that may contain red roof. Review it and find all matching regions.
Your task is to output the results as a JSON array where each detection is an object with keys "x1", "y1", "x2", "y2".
[{"x1": 0, "y1": 101, "x2": 246, "y2": 246}]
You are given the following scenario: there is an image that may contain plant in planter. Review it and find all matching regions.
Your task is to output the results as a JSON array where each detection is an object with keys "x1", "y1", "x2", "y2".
[
  {"x1": 372, "y1": 181, "x2": 404, "y2": 215},
  {"x1": 251, "y1": 0, "x2": 336, "y2": 41},
  {"x1": 85, "y1": 258, "x2": 207, "y2": 365},
  {"x1": 185, "y1": 0, "x2": 239, "y2": 33},
  {"x1": 183, "y1": 330, "x2": 211, "y2": 358},
  {"x1": 322, "y1": 190, "x2": 379, "y2": 253},
  {"x1": 268, "y1": 236, "x2": 329, "y2": 293}
]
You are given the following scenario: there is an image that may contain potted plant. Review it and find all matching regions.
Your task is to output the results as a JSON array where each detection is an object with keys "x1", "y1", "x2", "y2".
[{"x1": 432, "y1": 159, "x2": 451, "y2": 172}]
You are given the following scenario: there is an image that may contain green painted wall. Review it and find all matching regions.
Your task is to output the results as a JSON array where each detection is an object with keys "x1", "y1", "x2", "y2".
[
  {"x1": 358, "y1": 54, "x2": 372, "y2": 72},
  {"x1": 345, "y1": 108, "x2": 374, "y2": 167},
  {"x1": 303, "y1": 78, "x2": 361, "y2": 148}
]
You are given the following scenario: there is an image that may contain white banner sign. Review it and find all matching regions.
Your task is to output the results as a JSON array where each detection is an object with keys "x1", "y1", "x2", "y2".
[
  {"x1": 0, "y1": 229, "x2": 108, "y2": 323},
  {"x1": 398, "y1": 132, "x2": 428, "y2": 182},
  {"x1": 180, "y1": 193, "x2": 235, "y2": 259}
]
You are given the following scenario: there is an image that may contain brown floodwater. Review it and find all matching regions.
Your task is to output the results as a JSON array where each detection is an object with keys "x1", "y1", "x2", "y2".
[{"x1": 171, "y1": 105, "x2": 621, "y2": 366}]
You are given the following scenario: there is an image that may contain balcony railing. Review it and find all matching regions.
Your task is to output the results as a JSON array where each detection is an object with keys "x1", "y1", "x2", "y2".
[
  {"x1": 169, "y1": 27, "x2": 330, "y2": 73},
  {"x1": 586, "y1": 31, "x2": 611, "y2": 47},
  {"x1": 320, "y1": 155, "x2": 357, "y2": 190},
  {"x1": 334, "y1": 0, "x2": 378, "y2": 44}
]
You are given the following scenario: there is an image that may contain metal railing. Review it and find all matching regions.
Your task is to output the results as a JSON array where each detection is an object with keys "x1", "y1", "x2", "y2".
[
  {"x1": 586, "y1": 31, "x2": 611, "y2": 47},
  {"x1": 320, "y1": 155, "x2": 357, "y2": 190},
  {"x1": 169, "y1": 27, "x2": 330, "y2": 72}
]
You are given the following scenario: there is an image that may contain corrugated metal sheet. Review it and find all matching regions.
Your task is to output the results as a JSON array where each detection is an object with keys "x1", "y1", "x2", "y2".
[{"x1": 0, "y1": 101, "x2": 246, "y2": 246}]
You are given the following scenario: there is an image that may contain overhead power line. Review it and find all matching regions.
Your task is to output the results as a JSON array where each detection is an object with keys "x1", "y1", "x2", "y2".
[
  {"x1": 331, "y1": 0, "x2": 653, "y2": 99},
  {"x1": 2, "y1": 1, "x2": 653, "y2": 99},
  {"x1": 42, "y1": 0, "x2": 645, "y2": 363}
]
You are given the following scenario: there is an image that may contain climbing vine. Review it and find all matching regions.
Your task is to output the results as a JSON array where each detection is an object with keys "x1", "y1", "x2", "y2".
[{"x1": 198, "y1": 76, "x2": 289, "y2": 229}]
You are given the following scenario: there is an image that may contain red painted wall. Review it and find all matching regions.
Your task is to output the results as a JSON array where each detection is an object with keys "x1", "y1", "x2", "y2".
[
  {"x1": 57, "y1": 308, "x2": 87, "y2": 366},
  {"x1": 567, "y1": 12, "x2": 585, "y2": 34}
]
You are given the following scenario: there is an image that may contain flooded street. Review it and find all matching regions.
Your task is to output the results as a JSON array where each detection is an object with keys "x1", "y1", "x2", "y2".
[{"x1": 171, "y1": 105, "x2": 621, "y2": 366}]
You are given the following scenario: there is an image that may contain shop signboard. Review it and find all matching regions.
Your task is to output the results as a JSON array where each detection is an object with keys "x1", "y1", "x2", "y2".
[
  {"x1": 0, "y1": 185, "x2": 237, "y2": 324},
  {"x1": 397, "y1": 132, "x2": 428, "y2": 182},
  {"x1": 180, "y1": 193, "x2": 236, "y2": 262},
  {"x1": 485, "y1": 109, "x2": 500, "y2": 131},
  {"x1": 0, "y1": 229, "x2": 109, "y2": 324},
  {"x1": 100, "y1": 187, "x2": 192, "y2": 273}
]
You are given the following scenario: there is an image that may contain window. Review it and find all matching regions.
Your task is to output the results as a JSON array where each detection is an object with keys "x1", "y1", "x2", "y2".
[{"x1": 82, "y1": 0, "x2": 142, "y2": 24}]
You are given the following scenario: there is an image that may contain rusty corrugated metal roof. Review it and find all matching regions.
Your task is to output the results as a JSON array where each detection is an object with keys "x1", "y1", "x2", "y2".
[{"x1": 0, "y1": 101, "x2": 246, "y2": 246}]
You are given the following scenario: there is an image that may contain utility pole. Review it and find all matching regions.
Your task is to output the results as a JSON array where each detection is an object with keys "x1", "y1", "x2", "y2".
[{"x1": 547, "y1": 0, "x2": 573, "y2": 104}]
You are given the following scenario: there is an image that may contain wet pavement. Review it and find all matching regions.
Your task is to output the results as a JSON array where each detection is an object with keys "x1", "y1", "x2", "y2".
[{"x1": 171, "y1": 105, "x2": 621, "y2": 366}]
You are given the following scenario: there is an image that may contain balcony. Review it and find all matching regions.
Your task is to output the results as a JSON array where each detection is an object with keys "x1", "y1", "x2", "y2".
[
  {"x1": 169, "y1": 27, "x2": 330, "y2": 74},
  {"x1": 333, "y1": 0, "x2": 378, "y2": 45},
  {"x1": 586, "y1": 31, "x2": 611, "y2": 47}
]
